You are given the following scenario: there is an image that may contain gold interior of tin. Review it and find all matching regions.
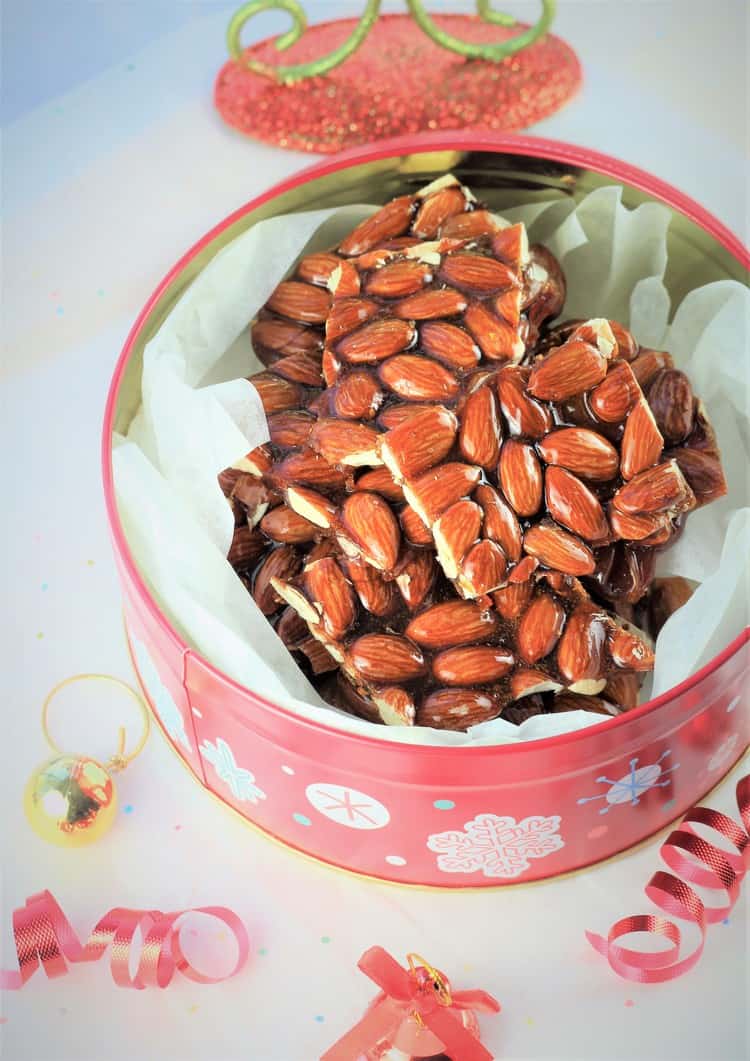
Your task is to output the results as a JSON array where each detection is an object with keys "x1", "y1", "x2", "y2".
[{"x1": 111, "y1": 147, "x2": 748, "y2": 436}]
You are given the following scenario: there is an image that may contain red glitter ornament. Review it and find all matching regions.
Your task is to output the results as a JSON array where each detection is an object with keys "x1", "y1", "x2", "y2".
[{"x1": 214, "y1": 13, "x2": 581, "y2": 153}]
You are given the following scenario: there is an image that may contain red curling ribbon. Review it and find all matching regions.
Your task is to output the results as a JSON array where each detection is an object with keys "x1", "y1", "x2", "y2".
[
  {"x1": 321, "y1": 946, "x2": 500, "y2": 1061},
  {"x1": 0, "y1": 890, "x2": 249, "y2": 990},
  {"x1": 587, "y1": 774, "x2": 750, "y2": 983}
]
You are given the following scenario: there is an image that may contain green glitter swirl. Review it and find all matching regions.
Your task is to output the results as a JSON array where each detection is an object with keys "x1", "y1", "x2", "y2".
[
  {"x1": 227, "y1": 0, "x2": 382, "y2": 84},
  {"x1": 227, "y1": 0, "x2": 556, "y2": 83}
]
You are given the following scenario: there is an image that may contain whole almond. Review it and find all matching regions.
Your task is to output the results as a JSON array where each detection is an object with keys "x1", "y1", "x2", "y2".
[
  {"x1": 337, "y1": 318, "x2": 415, "y2": 363},
  {"x1": 646, "y1": 369, "x2": 694, "y2": 444},
  {"x1": 354, "y1": 467, "x2": 404, "y2": 502},
  {"x1": 297, "y1": 251, "x2": 341, "y2": 286},
  {"x1": 379, "y1": 355, "x2": 460, "y2": 402},
  {"x1": 545, "y1": 466, "x2": 609, "y2": 541},
  {"x1": 522, "y1": 246, "x2": 566, "y2": 329},
  {"x1": 420, "y1": 321, "x2": 481, "y2": 369},
  {"x1": 612, "y1": 459, "x2": 695, "y2": 515},
  {"x1": 268, "y1": 410, "x2": 315, "y2": 448},
  {"x1": 556, "y1": 604, "x2": 607, "y2": 682},
  {"x1": 400, "y1": 503, "x2": 434, "y2": 546},
  {"x1": 260, "y1": 505, "x2": 318, "y2": 544},
  {"x1": 309, "y1": 418, "x2": 382, "y2": 467},
  {"x1": 227, "y1": 524, "x2": 267, "y2": 570},
  {"x1": 603, "y1": 671, "x2": 640, "y2": 709},
  {"x1": 441, "y1": 210, "x2": 499, "y2": 239},
  {"x1": 339, "y1": 195, "x2": 415, "y2": 256},
  {"x1": 631, "y1": 348, "x2": 675, "y2": 389},
  {"x1": 498, "y1": 440, "x2": 543, "y2": 517},
  {"x1": 527, "y1": 339, "x2": 607, "y2": 400},
  {"x1": 609, "y1": 321, "x2": 639, "y2": 361},
  {"x1": 252, "y1": 545, "x2": 302, "y2": 615},
  {"x1": 464, "y1": 301, "x2": 523, "y2": 361},
  {"x1": 492, "y1": 223, "x2": 529, "y2": 269},
  {"x1": 394, "y1": 549, "x2": 437, "y2": 611},
  {"x1": 304, "y1": 557, "x2": 356, "y2": 640},
  {"x1": 348, "y1": 634, "x2": 426, "y2": 682},
  {"x1": 551, "y1": 692, "x2": 615, "y2": 715},
  {"x1": 322, "y1": 348, "x2": 341, "y2": 386},
  {"x1": 665, "y1": 447, "x2": 727, "y2": 507},
  {"x1": 475, "y1": 484, "x2": 522, "y2": 562},
  {"x1": 496, "y1": 365, "x2": 552, "y2": 438},
  {"x1": 459, "y1": 386, "x2": 503, "y2": 468},
  {"x1": 405, "y1": 600, "x2": 499, "y2": 649},
  {"x1": 492, "y1": 580, "x2": 533, "y2": 620},
  {"x1": 342, "y1": 556, "x2": 398, "y2": 617},
  {"x1": 459, "y1": 539, "x2": 508, "y2": 596},
  {"x1": 413, "y1": 186, "x2": 467, "y2": 237},
  {"x1": 234, "y1": 444, "x2": 272, "y2": 477},
  {"x1": 432, "y1": 646, "x2": 514, "y2": 685},
  {"x1": 372, "y1": 686, "x2": 417, "y2": 727},
  {"x1": 231, "y1": 477, "x2": 276, "y2": 525},
  {"x1": 620, "y1": 399, "x2": 664, "y2": 480},
  {"x1": 510, "y1": 669, "x2": 563, "y2": 699},
  {"x1": 266, "y1": 281, "x2": 331, "y2": 324},
  {"x1": 365, "y1": 259, "x2": 433, "y2": 298},
  {"x1": 273, "y1": 351, "x2": 323, "y2": 386},
  {"x1": 517, "y1": 594, "x2": 566, "y2": 663},
  {"x1": 276, "y1": 448, "x2": 347, "y2": 489},
  {"x1": 441, "y1": 253, "x2": 517, "y2": 293},
  {"x1": 523, "y1": 520, "x2": 596, "y2": 576},
  {"x1": 332, "y1": 371, "x2": 383, "y2": 420},
  {"x1": 326, "y1": 297, "x2": 378, "y2": 342},
  {"x1": 394, "y1": 288, "x2": 468, "y2": 320},
  {"x1": 433, "y1": 500, "x2": 483, "y2": 578},
  {"x1": 377, "y1": 402, "x2": 432, "y2": 431},
  {"x1": 249, "y1": 372, "x2": 303, "y2": 414},
  {"x1": 537, "y1": 427, "x2": 619, "y2": 481},
  {"x1": 508, "y1": 555, "x2": 539, "y2": 583},
  {"x1": 405, "y1": 462, "x2": 482, "y2": 525},
  {"x1": 251, "y1": 317, "x2": 322, "y2": 358},
  {"x1": 381, "y1": 404, "x2": 458, "y2": 479},
  {"x1": 341, "y1": 491, "x2": 401, "y2": 572},
  {"x1": 417, "y1": 688, "x2": 501, "y2": 730},
  {"x1": 285, "y1": 485, "x2": 337, "y2": 529},
  {"x1": 327, "y1": 260, "x2": 360, "y2": 298},
  {"x1": 589, "y1": 361, "x2": 641, "y2": 423},
  {"x1": 299, "y1": 637, "x2": 339, "y2": 675},
  {"x1": 494, "y1": 287, "x2": 523, "y2": 328},
  {"x1": 608, "y1": 506, "x2": 669, "y2": 542},
  {"x1": 609, "y1": 625, "x2": 655, "y2": 671},
  {"x1": 276, "y1": 605, "x2": 309, "y2": 648}
]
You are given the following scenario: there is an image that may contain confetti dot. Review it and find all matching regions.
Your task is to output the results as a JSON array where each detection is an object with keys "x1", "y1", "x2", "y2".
[
  {"x1": 36, "y1": 632, "x2": 44, "y2": 640},
  {"x1": 174, "y1": 824, "x2": 182, "y2": 831},
  {"x1": 189, "y1": 929, "x2": 198, "y2": 937},
  {"x1": 87, "y1": 559, "x2": 95, "y2": 566},
  {"x1": 259, "y1": 947, "x2": 268, "y2": 956},
  {"x1": 281, "y1": 765, "x2": 295, "y2": 775},
  {"x1": 293, "y1": 812, "x2": 312, "y2": 826},
  {"x1": 0, "y1": 1017, "x2": 8, "y2": 1024},
  {"x1": 97, "y1": 289, "x2": 105, "y2": 297},
  {"x1": 320, "y1": 936, "x2": 331, "y2": 944},
  {"x1": 385, "y1": 854, "x2": 407, "y2": 866},
  {"x1": 188, "y1": 1004, "x2": 199, "y2": 1014},
  {"x1": 526, "y1": 1016, "x2": 535, "y2": 1026},
  {"x1": 314, "y1": 1015, "x2": 325, "y2": 1023},
  {"x1": 50, "y1": 290, "x2": 60, "y2": 297},
  {"x1": 433, "y1": 799, "x2": 455, "y2": 811},
  {"x1": 41, "y1": 582, "x2": 48, "y2": 591},
  {"x1": 56, "y1": 306, "x2": 64, "y2": 316},
  {"x1": 123, "y1": 804, "x2": 134, "y2": 814},
  {"x1": 722, "y1": 918, "x2": 730, "y2": 925},
  {"x1": 126, "y1": 63, "x2": 136, "y2": 71},
  {"x1": 624, "y1": 999, "x2": 634, "y2": 1008},
  {"x1": 587, "y1": 825, "x2": 608, "y2": 840}
]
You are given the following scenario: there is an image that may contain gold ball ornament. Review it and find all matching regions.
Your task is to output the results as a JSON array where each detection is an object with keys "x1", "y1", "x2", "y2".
[
  {"x1": 25, "y1": 673, "x2": 149, "y2": 847},
  {"x1": 24, "y1": 754, "x2": 119, "y2": 847}
]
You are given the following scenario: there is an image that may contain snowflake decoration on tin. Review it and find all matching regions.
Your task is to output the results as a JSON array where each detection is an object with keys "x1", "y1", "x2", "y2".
[
  {"x1": 427, "y1": 813, "x2": 564, "y2": 879},
  {"x1": 200, "y1": 737, "x2": 266, "y2": 804},
  {"x1": 305, "y1": 783, "x2": 390, "y2": 830},
  {"x1": 577, "y1": 750, "x2": 679, "y2": 815},
  {"x1": 706, "y1": 733, "x2": 740, "y2": 774},
  {"x1": 132, "y1": 636, "x2": 191, "y2": 752}
]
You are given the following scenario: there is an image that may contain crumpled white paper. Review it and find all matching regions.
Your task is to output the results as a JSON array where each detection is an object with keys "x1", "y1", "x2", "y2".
[{"x1": 113, "y1": 184, "x2": 750, "y2": 746}]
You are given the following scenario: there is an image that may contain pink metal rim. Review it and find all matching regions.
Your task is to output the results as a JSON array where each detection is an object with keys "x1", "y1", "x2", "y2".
[{"x1": 102, "y1": 131, "x2": 750, "y2": 754}]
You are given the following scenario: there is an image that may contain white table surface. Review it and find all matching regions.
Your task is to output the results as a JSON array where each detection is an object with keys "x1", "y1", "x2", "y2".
[{"x1": 1, "y1": 3, "x2": 748, "y2": 1059}]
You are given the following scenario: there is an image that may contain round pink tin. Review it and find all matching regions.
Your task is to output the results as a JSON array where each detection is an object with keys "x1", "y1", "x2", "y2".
[{"x1": 102, "y1": 134, "x2": 749, "y2": 886}]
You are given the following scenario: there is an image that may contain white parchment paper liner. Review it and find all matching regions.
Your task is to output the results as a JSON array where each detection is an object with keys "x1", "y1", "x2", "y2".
[{"x1": 114, "y1": 186, "x2": 750, "y2": 746}]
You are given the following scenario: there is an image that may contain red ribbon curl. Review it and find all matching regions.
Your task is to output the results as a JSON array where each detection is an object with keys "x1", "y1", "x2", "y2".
[
  {"x1": 322, "y1": 946, "x2": 500, "y2": 1061},
  {"x1": 0, "y1": 890, "x2": 249, "y2": 990},
  {"x1": 587, "y1": 773, "x2": 749, "y2": 983}
]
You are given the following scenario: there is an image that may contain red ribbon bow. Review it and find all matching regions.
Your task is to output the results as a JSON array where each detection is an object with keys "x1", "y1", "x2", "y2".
[
  {"x1": 587, "y1": 773, "x2": 749, "y2": 982},
  {"x1": 322, "y1": 946, "x2": 500, "y2": 1061},
  {"x1": 0, "y1": 890, "x2": 249, "y2": 990}
]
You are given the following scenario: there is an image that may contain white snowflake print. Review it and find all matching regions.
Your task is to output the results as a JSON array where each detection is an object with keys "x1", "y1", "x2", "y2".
[
  {"x1": 707, "y1": 733, "x2": 740, "y2": 774},
  {"x1": 427, "y1": 813, "x2": 564, "y2": 879},
  {"x1": 577, "y1": 750, "x2": 679, "y2": 815},
  {"x1": 200, "y1": 737, "x2": 266, "y2": 804},
  {"x1": 132, "y1": 637, "x2": 191, "y2": 752},
  {"x1": 305, "y1": 783, "x2": 390, "y2": 830}
]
